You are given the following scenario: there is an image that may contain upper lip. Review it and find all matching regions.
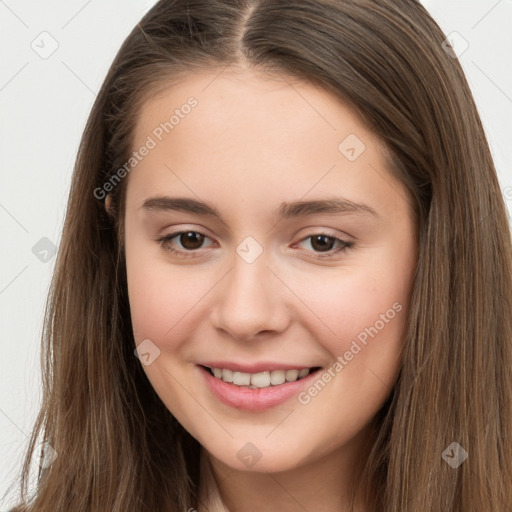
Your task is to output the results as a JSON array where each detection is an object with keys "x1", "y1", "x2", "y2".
[{"x1": 198, "y1": 361, "x2": 320, "y2": 373}]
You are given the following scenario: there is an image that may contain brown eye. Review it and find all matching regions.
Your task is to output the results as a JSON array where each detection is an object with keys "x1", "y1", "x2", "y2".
[
  {"x1": 296, "y1": 233, "x2": 354, "y2": 257},
  {"x1": 309, "y1": 235, "x2": 336, "y2": 252},
  {"x1": 179, "y1": 231, "x2": 205, "y2": 250},
  {"x1": 158, "y1": 230, "x2": 214, "y2": 258}
]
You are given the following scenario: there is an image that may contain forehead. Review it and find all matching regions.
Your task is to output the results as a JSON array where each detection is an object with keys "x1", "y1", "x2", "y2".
[
  {"x1": 127, "y1": 68, "x2": 409, "y2": 222},
  {"x1": 133, "y1": 67, "x2": 370, "y2": 150}
]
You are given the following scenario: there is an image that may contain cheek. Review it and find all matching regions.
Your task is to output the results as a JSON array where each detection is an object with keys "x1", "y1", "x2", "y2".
[
  {"x1": 127, "y1": 259, "x2": 203, "y2": 340},
  {"x1": 125, "y1": 256, "x2": 213, "y2": 425},
  {"x1": 289, "y1": 265, "x2": 409, "y2": 446},
  {"x1": 290, "y1": 257, "x2": 411, "y2": 370}
]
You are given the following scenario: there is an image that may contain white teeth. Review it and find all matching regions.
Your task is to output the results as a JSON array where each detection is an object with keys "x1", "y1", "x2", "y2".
[
  {"x1": 251, "y1": 371, "x2": 271, "y2": 388},
  {"x1": 221, "y1": 369, "x2": 233, "y2": 382},
  {"x1": 270, "y1": 369, "x2": 286, "y2": 385},
  {"x1": 208, "y1": 367, "x2": 312, "y2": 388},
  {"x1": 232, "y1": 371, "x2": 251, "y2": 386},
  {"x1": 285, "y1": 369, "x2": 299, "y2": 382}
]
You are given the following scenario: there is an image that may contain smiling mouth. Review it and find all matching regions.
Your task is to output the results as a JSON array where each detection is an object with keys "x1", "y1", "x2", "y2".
[{"x1": 200, "y1": 365, "x2": 322, "y2": 389}]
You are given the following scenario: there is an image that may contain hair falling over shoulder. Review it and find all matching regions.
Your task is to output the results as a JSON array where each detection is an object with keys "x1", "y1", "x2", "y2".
[{"x1": 5, "y1": 0, "x2": 512, "y2": 510}]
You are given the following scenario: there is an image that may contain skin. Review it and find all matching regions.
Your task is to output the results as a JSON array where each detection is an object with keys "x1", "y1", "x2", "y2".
[{"x1": 118, "y1": 67, "x2": 418, "y2": 512}]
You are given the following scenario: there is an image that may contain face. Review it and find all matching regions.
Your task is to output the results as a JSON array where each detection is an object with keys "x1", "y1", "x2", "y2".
[{"x1": 122, "y1": 68, "x2": 417, "y2": 474}]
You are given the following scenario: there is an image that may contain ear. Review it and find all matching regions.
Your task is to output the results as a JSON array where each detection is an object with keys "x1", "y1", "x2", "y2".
[{"x1": 105, "y1": 194, "x2": 113, "y2": 215}]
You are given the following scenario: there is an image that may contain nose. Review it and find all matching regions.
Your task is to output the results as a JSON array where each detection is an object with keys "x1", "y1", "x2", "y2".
[{"x1": 210, "y1": 253, "x2": 291, "y2": 342}]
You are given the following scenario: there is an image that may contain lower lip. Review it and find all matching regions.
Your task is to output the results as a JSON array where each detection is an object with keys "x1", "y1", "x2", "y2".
[{"x1": 198, "y1": 366, "x2": 320, "y2": 411}]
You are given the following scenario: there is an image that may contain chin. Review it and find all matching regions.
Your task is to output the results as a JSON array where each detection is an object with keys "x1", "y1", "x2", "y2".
[{"x1": 205, "y1": 437, "x2": 314, "y2": 474}]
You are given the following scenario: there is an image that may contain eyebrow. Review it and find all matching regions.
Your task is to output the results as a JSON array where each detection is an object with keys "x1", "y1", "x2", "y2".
[{"x1": 141, "y1": 196, "x2": 379, "y2": 222}]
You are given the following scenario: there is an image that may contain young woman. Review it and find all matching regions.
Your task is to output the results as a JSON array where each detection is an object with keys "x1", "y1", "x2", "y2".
[{"x1": 8, "y1": 0, "x2": 512, "y2": 510}]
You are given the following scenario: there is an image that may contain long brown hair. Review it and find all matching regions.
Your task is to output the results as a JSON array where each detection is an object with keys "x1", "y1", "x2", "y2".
[{"x1": 6, "y1": 0, "x2": 512, "y2": 510}]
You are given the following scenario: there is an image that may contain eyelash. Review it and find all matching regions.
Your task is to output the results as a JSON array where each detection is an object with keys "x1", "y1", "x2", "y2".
[{"x1": 156, "y1": 230, "x2": 354, "y2": 259}]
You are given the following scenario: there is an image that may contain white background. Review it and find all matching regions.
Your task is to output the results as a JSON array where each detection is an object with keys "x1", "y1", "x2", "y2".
[{"x1": 1, "y1": 1, "x2": 511, "y2": 509}]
